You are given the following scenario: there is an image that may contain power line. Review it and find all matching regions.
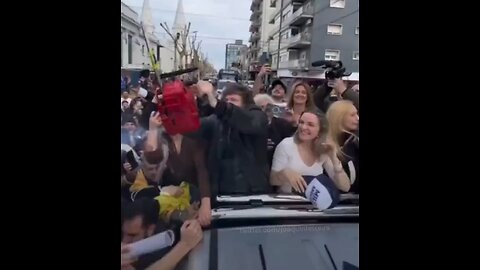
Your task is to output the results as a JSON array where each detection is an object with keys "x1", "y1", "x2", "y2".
[
  {"x1": 154, "y1": 31, "x2": 248, "y2": 42},
  {"x1": 128, "y1": 5, "x2": 250, "y2": 22}
]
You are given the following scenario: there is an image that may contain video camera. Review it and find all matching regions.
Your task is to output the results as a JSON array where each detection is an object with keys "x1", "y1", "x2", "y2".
[{"x1": 311, "y1": 60, "x2": 351, "y2": 80}]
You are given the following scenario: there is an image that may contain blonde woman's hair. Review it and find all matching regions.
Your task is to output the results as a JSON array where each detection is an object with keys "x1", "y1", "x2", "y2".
[
  {"x1": 253, "y1": 93, "x2": 275, "y2": 106},
  {"x1": 293, "y1": 110, "x2": 339, "y2": 160},
  {"x1": 326, "y1": 100, "x2": 358, "y2": 160},
  {"x1": 287, "y1": 81, "x2": 316, "y2": 111}
]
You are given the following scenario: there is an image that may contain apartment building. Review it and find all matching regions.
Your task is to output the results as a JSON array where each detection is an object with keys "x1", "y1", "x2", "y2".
[
  {"x1": 266, "y1": 0, "x2": 359, "y2": 80},
  {"x1": 247, "y1": 0, "x2": 276, "y2": 76},
  {"x1": 225, "y1": 40, "x2": 248, "y2": 69}
]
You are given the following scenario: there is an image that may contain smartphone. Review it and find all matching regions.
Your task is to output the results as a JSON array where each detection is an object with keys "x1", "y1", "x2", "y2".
[
  {"x1": 265, "y1": 104, "x2": 287, "y2": 118},
  {"x1": 126, "y1": 150, "x2": 139, "y2": 170}
]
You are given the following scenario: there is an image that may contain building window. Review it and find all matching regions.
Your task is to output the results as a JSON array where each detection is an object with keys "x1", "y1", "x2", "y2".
[
  {"x1": 300, "y1": 51, "x2": 306, "y2": 59},
  {"x1": 127, "y1": 34, "x2": 133, "y2": 64},
  {"x1": 327, "y1": 24, "x2": 343, "y2": 35},
  {"x1": 353, "y1": 51, "x2": 359, "y2": 60},
  {"x1": 355, "y1": 26, "x2": 359, "y2": 35},
  {"x1": 330, "y1": 0, "x2": 345, "y2": 8},
  {"x1": 142, "y1": 45, "x2": 145, "y2": 56},
  {"x1": 325, "y1": 49, "x2": 340, "y2": 61},
  {"x1": 121, "y1": 32, "x2": 123, "y2": 65},
  {"x1": 273, "y1": 55, "x2": 278, "y2": 65}
]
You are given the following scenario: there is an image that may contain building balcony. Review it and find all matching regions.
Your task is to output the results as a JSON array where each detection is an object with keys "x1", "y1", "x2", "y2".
[
  {"x1": 285, "y1": 32, "x2": 311, "y2": 50},
  {"x1": 249, "y1": 32, "x2": 261, "y2": 42},
  {"x1": 250, "y1": 9, "x2": 262, "y2": 20},
  {"x1": 250, "y1": 0, "x2": 261, "y2": 11},
  {"x1": 249, "y1": 21, "x2": 260, "y2": 32},
  {"x1": 270, "y1": 0, "x2": 276, "y2": 8},
  {"x1": 289, "y1": 5, "x2": 314, "y2": 26},
  {"x1": 268, "y1": 24, "x2": 279, "y2": 38},
  {"x1": 249, "y1": 44, "x2": 261, "y2": 52}
]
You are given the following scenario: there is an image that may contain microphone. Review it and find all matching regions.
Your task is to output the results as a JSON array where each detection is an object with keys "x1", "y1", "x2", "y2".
[{"x1": 311, "y1": 60, "x2": 330, "y2": 67}]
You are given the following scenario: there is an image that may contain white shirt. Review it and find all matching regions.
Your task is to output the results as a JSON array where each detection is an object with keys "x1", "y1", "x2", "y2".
[
  {"x1": 272, "y1": 101, "x2": 287, "y2": 107},
  {"x1": 271, "y1": 137, "x2": 336, "y2": 193}
]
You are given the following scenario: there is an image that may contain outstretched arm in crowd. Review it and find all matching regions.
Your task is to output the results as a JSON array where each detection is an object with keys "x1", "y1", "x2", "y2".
[
  {"x1": 193, "y1": 140, "x2": 212, "y2": 227},
  {"x1": 322, "y1": 140, "x2": 351, "y2": 192},
  {"x1": 313, "y1": 79, "x2": 359, "y2": 113},
  {"x1": 252, "y1": 64, "x2": 271, "y2": 96},
  {"x1": 331, "y1": 79, "x2": 359, "y2": 112},
  {"x1": 145, "y1": 112, "x2": 163, "y2": 153},
  {"x1": 145, "y1": 220, "x2": 203, "y2": 270},
  {"x1": 121, "y1": 220, "x2": 203, "y2": 270},
  {"x1": 197, "y1": 81, "x2": 268, "y2": 136}
]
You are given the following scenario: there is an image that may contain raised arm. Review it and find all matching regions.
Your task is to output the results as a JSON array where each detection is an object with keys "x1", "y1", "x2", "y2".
[
  {"x1": 192, "y1": 139, "x2": 212, "y2": 227},
  {"x1": 145, "y1": 220, "x2": 203, "y2": 270},
  {"x1": 196, "y1": 80, "x2": 268, "y2": 135},
  {"x1": 322, "y1": 142, "x2": 351, "y2": 192},
  {"x1": 251, "y1": 64, "x2": 271, "y2": 96}
]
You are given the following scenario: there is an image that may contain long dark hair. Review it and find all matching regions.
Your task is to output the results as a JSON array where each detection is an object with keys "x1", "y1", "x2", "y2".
[{"x1": 221, "y1": 83, "x2": 254, "y2": 107}]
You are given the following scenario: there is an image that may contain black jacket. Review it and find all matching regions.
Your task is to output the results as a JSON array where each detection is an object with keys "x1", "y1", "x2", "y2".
[
  {"x1": 267, "y1": 117, "x2": 296, "y2": 168},
  {"x1": 313, "y1": 83, "x2": 359, "y2": 113},
  {"x1": 189, "y1": 100, "x2": 271, "y2": 197},
  {"x1": 339, "y1": 132, "x2": 359, "y2": 194}
]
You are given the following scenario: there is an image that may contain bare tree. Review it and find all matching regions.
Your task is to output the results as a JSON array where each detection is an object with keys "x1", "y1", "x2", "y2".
[
  {"x1": 189, "y1": 31, "x2": 202, "y2": 68},
  {"x1": 198, "y1": 52, "x2": 216, "y2": 77},
  {"x1": 159, "y1": 22, "x2": 191, "y2": 69}
]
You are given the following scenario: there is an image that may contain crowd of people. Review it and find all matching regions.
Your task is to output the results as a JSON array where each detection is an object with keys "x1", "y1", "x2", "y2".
[{"x1": 120, "y1": 65, "x2": 359, "y2": 269}]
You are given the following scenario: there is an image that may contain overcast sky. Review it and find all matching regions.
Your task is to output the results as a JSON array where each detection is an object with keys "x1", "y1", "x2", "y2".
[{"x1": 122, "y1": 0, "x2": 251, "y2": 70}]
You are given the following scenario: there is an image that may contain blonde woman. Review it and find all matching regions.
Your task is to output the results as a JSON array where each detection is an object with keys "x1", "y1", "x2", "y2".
[
  {"x1": 286, "y1": 82, "x2": 317, "y2": 125},
  {"x1": 326, "y1": 100, "x2": 359, "y2": 194},
  {"x1": 270, "y1": 110, "x2": 351, "y2": 194}
]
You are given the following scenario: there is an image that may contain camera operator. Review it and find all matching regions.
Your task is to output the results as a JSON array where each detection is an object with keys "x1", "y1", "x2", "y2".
[
  {"x1": 313, "y1": 79, "x2": 359, "y2": 113},
  {"x1": 191, "y1": 80, "x2": 271, "y2": 196},
  {"x1": 311, "y1": 61, "x2": 359, "y2": 113}
]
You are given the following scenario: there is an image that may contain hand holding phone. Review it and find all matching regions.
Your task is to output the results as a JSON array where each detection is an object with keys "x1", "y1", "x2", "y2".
[{"x1": 126, "y1": 151, "x2": 139, "y2": 170}]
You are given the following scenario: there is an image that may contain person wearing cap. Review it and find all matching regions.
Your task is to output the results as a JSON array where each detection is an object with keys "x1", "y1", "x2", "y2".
[
  {"x1": 121, "y1": 116, "x2": 146, "y2": 148},
  {"x1": 192, "y1": 80, "x2": 271, "y2": 196},
  {"x1": 270, "y1": 109, "x2": 351, "y2": 194},
  {"x1": 269, "y1": 79, "x2": 288, "y2": 107},
  {"x1": 139, "y1": 69, "x2": 151, "y2": 90}
]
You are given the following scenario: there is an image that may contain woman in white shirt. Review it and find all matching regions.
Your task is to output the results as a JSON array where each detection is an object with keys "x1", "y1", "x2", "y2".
[{"x1": 270, "y1": 110, "x2": 351, "y2": 194}]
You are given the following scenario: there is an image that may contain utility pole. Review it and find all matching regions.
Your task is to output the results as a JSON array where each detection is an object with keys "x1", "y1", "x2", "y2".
[
  {"x1": 174, "y1": 32, "x2": 180, "y2": 70},
  {"x1": 276, "y1": 0, "x2": 285, "y2": 71}
]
